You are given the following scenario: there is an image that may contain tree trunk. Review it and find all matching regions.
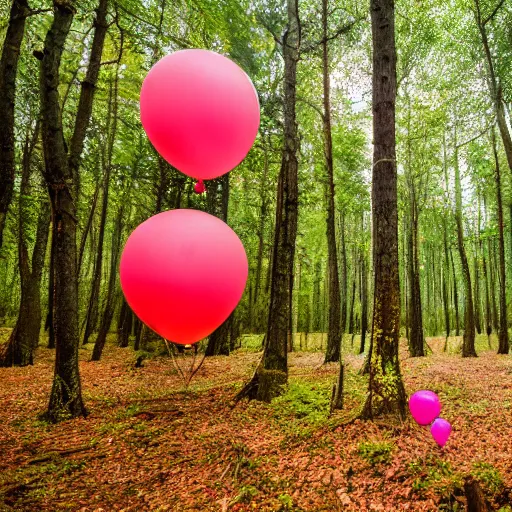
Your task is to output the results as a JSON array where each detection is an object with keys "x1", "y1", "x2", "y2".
[
  {"x1": 322, "y1": 0, "x2": 342, "y2": 365},
  {"x1": 39, "y1": 0, "x2": 107, "y2": 421},
  {"x1": 491, "y1": 127, "x2": 509, "y2": 354},
  {"x1": 1, "y1": 126, "x2": 50, "y2": 366},
  {"x1": 473, "y1": 234, "x2": 482, "y2": 335},
  {"x1": 454, "y1": 128, "x2": 477, "y2": 357},
  {"x1": 0, "y1": 0, "x2": 30, "y2": 248},
  {"x1": 340, "y1": 212, "x2": 348, "y2": 334},
  {"x1": 77, "y1": 180, "x2": 100, "y2": 275},
  {"x1": 83, "y1": 77, "x2": 114, "y2": 345},
  {"x1": 206, "y1": 173, "x2": 233, "y2": 356},
  {"x1": 117, "y1": 298, "x2": 132, "y2": 348},
  {"x1": 407, "y1": 179, "x2": 424, "y2": 357},
  {"x1": 91, "y1": 204, "x2": 124, "y2": 361},
  {"x1": 474, "y1": 0, "x2": 512, "y2": 175},
  {"x1": 450, "y1": 247, "x2": 460, "y2": 337},
  {"x1": 236, "y1": 0, "x2": 300, "y2": 403},
  {"x1": 359, "y1": 246, "x2": 368, "y2": 355},
  {"x1": 442, "y1": 216, "x2": 451, "y2": 350},
  {"x1": 464, "y1": 477, "x2": 490, "y2": 512},
  {"x1": 488, "y1": 237, "x2": 499, "y2": 332},
  {"x1": 91, "y1": 38, "x2": 124, "y2": 361},
  {"x1": 361, "y1": 0, "x2": 406, "y2": 419}
]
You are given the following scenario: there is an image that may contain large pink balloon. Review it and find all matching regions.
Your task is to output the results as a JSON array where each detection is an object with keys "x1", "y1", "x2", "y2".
[
  {"x1": 140, "y1": 49, "x2": 260, "y2": 180},
  {"x1": 408, "y1": 390, "x2": 441, "y2": 426},
  {"x1": 119, "y1": 210, "x2": 248, "y2": 344}
]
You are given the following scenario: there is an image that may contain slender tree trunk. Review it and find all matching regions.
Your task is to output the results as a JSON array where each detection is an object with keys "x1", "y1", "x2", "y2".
[
  {"x1": 91, "y1": 36, "x2": 124, "y2": 361},
  {"x1": 450, "y1": 247, "x2": 460, "y2": 336},
  {"x1": 77, "y1": 180, "x2": 100, "y2": 275},
  {"x1": 407, "y1": 180, "x2": 424, "y2": 357},
  {"x1": 359, "y1": 247, "x2": 368, "y2": 355},
  {"x1": 491, "y1": 127, "x2": 509, "y2": 354},
  {"x1": 340, "y1": 212, "x2": 348, "y2": 334},
  {"x1": 488, "y1": 237, "x2": 499, "y2": 332},
  {"x1": 473, "y1": 238, "x2": 482, "y2": 335},
  {"x1": 0, "y1": 0, "x2": 30, "y2": 248},
  {"x1": 83, "y1": 79, "x2": 114, "y2": 345},
  {"x1": 474, "y1": 0, "x2": 512, "y2": 174},
  {"x1": 46, "y1": 226, "x2": 56, "y2": 349},
  {"x1": 442, "y1": 216, "x2": 451, "y2": 351},
  {"x1": 117, "y1": 298, "x2": 132, "y2": 348},
  {"x1": 454, "y1": 128, "x2": 477, "y2": 357},
  {"x1": 1, "y1": 126, "x2": 49, "y2": 366},
  {"x1": 482, "y1": 241, "x2": 492, "y2": 346},
  {"x1": 253, "y1": 142, "x2": 270, "y2": 327},
  {"x1": 91, "y1": 205, "x2": 124, "y2": 361},
  {"x1": 322, "y1": 0, "x2": 341, "y2": 364},
  {"x1": 361, "y1": 0, "x2": 406, "y2": 419},
  {"x1": 236, "y1": 0, "x2": 300, "y2": 403},
  {"x1": 206, "y1": 173, "x2": 232, "y2": 356}
]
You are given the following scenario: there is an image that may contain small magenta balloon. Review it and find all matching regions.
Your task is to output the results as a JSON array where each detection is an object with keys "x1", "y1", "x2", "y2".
[
  {"x1": 408, "y1": 390, "x2": 441, "y2": 425},
  {"x1": 430, "y1": 418, "x2": 451, "y2": 447}
]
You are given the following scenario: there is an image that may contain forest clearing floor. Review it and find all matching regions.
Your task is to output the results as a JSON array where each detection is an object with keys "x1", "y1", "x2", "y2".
[{"x1": 1, "y1": 334, "x2": 512, "y2": 511}]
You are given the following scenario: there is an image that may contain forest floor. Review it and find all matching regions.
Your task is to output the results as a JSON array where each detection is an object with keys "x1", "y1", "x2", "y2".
[{"x1": 1, "y1": 333, "x2": 512, "y2": 512}]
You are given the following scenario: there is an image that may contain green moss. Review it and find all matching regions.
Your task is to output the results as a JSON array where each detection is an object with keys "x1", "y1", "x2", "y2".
[{"x1": 358, "y1": 440, "x2": 394, "y2": 466}]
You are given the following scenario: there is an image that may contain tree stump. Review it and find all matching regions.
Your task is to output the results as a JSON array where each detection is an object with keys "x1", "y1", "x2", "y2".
[{"x1": 464, "y1": 477, "x2": 490, "y2": 512}]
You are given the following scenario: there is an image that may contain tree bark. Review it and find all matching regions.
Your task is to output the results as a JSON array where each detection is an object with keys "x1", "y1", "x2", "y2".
[
  {"x1": 359, "y1": 242, "x2": 368, "y2": 355},
  {"x1": 361, "y1": 0, "x2": 406, "y2": 419},
  {"x1": 236, "y1": 0, "x2": 300, "y2": 403},
  {"x1": 40, "y1": 0, "x2": 107, "y2": 421},
  {"x1": 0, "y1": 0, "x2": 30, "y2": 248},
  {"x1": 206, "y1": 173, "x2": 233, "y2": 356},
  {"x1": 339, "y1": 213, "x2": 348, "y2": 334},
  {"x1": 491, "y1": 127, "x2": 509, "y2": 354},
  {"x1": 117, "y1": 298, "x2": 132, "y2": 348},
  {"x1": 474, "y1": 0, "x2": 512, "y2": 175},
  {"x1": 39, "y1": 0, "x2": 87, "y2": 421},
  {"x1": 1, "y1": 125, "x2": 50, "y2": 366},
  {"x1": 68, "y1": 0, "x2": 109, "y2": 192},
  {"x1": 454, "y1": 129, "x2": 477, "y2": 357},
  {"x1": 407, "y1": 177, "x2": 424, "y2": 357},
  {"x1": 442, "y1": 216, "x2": 451, "y2": 350},
  {"x1": 91, "y1": 204, "x2": 124, "y2": 361},
  {"x1": 322, "y1": 0, "x2": 342, "y2": 365}
]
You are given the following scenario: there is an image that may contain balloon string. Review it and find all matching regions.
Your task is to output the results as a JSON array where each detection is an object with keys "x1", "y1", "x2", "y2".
[{"x1": 163, "y1": 338, "x2": 207, "y2": 390}]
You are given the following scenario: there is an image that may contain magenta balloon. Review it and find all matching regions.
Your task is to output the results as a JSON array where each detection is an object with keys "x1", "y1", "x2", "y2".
[
  {"x1": 408, "y1": 390, "x2": 441, "y2": 425},
  {"x1": 119, "y1": 209, "x2": 248, "y2": 344},
  {"x1": 430, "y1": 418, "x2": 451, "y2": 447},
  {"x1": 140, "y1": 49, "x2": 260, "y2": 180}
]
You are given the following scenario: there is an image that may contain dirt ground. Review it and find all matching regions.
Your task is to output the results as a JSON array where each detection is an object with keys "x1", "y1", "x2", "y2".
[{"x1": 1, "y1": 334, "x2": 511, "y2": 511}]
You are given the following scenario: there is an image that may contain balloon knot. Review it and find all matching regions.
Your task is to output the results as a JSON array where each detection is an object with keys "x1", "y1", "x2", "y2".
[{"x1": 194, "y1": 179, "x2": 205, "y2": 194}]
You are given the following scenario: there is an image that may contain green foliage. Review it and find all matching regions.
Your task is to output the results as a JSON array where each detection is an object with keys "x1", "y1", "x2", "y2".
[
  {"x1": 409, "y1": 456, "x2": 463, "y2": 500},
  {"x1": 358, "y1": 440, "x2": 394, "y2": 466},
  {"x1": 272, "y1": 380, "x2": 331, "y2": 424},
  {"x1": 471, "y1": 462, "x2": 504, "y2": 495},
  {"x1": 278, "y1": 493, "x2": 294, "y2": 510},
  {"x1": 231, "y1": 485, "x2": 259, "y2": 504}
]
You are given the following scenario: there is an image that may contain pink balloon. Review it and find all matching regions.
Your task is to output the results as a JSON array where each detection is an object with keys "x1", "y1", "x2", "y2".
[
  {"x1": 140, "y1": 49, "x2": 260, "y2": 180},
  {"x1": 408, "y1": 390, "x2": 441, "y2": 425},
  {"x1": 430, "y1": 418, "x2": 451, "y2": 447},
  {"x1": 119, "y1": 209, "x2": 248, "y2": 344}
]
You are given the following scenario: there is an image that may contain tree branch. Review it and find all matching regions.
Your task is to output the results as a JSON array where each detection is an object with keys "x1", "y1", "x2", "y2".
[
  {"x1": 301, "y1": 18, "x2": 362, "y2": 53},
  {"x1": 483, "y1": 0, "x2": 505, "y2": 25}
]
